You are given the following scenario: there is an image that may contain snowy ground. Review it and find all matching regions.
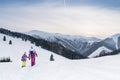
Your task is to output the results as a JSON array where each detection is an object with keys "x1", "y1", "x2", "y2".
[{"x1": 0, "y1": 33, "x2": 120, "y2": 80}]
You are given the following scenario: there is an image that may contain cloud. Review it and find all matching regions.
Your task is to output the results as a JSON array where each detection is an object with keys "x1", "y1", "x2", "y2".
[{"x1": 0, "y1": 2, "x2": 120, "y2": 38}]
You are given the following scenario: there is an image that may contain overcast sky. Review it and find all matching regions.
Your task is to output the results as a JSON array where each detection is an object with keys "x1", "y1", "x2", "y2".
[{"x1": 0, "y1": 0, "x2": 120, "y2": 38}]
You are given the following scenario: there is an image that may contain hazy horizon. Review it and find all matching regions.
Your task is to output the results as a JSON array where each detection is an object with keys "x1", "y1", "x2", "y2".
[{"x1": 0, "y1": 0, "x2": 120, "y2": 39}]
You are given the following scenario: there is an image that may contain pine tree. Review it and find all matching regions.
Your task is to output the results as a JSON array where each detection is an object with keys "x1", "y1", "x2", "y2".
[
  {"x1": 50, "y1": 54, "x2": 54, "y2": 61},
  {"x1": 9, "y1": 40, "x2": 12, "y2": 45},
  {"x1": 3, "y1": 36, "x2": 6, "y2": 41}
]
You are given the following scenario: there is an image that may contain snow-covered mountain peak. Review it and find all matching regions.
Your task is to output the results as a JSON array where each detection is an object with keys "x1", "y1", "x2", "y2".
[
  {"x1": 26, "y1": 30, "x2": 101, "y2": 42},
  {"x1": 111, "y1": 33, "x2": 120, "y2": 39},
  {"x1": 26, "y1": 30, "x2": 57, "y2": 41},
  {"x1": 110, "y1": 33, "x2": 120, "y2": 49}
]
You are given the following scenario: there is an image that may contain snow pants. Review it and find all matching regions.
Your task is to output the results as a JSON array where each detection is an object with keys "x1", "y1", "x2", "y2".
[
  {"x1": 22, "y1": 61, "x2": 26, "y2": 67},
  {"x1": 31, "y1": 55, "x2": 36, "y2": 66}
]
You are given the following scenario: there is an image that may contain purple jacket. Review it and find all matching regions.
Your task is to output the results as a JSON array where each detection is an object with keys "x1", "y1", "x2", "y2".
[{"x1": 21, "y1": 54, "x2": 27, "y2": 61}]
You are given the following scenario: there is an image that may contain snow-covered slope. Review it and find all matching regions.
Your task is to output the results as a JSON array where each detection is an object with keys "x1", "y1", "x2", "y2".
[
  {"x1": 88, "y1": 46, "x2": 112, "y2": 58},
  {"x1": 1, "y1": 33, "x2": 120, "y2": 80},
  {"x1": 0, "y1": 33, "x2": 67, "y2": 64}
]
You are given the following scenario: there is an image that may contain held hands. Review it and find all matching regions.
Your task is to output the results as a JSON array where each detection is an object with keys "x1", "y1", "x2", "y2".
[{"x1": 27, "y1": 57, "x2": 30, "y2": 60}]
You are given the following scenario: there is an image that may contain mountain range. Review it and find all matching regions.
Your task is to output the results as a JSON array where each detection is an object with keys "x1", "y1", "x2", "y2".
[
  {"x1": 26, "y1": 30, "x2": 120, "y2": 57},
  {"x1": 0, "y1": 28, "x2": 120, "y2": 58}
]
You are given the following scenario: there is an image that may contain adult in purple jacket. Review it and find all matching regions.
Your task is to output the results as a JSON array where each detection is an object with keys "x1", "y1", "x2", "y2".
[{"x1": 29, "y1": 47, "x2": 38, "y2": 66}]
